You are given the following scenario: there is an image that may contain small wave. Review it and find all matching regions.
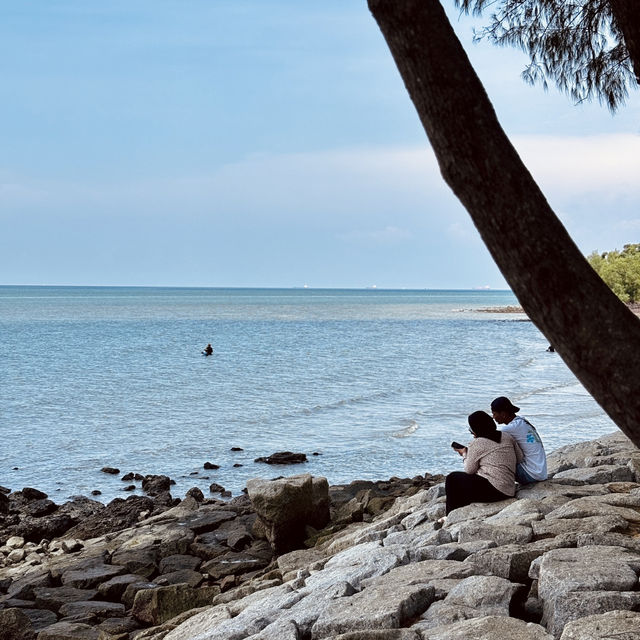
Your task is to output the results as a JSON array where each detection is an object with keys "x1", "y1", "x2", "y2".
[
  {"x1": 516, "y1": 380, "x2": 578, "y2": 401},
  {"x1": 278, "y1": 388, "x2": 404, "y2": 420},
  {"x1": 392, "y1": 420, "x2": 419, "y2": 438}
]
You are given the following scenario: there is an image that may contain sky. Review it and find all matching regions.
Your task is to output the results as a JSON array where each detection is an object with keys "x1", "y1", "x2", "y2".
[{"x1": 1, "y1": 1, "x2": 639, "y2": 289}]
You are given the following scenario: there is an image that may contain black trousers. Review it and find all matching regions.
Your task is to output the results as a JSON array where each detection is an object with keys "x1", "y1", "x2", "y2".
[{"x1": 445, "y1": 471, "x2": 511, "y2": 515}]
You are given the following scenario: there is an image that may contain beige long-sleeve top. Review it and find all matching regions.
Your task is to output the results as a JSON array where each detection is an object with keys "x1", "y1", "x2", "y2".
[{"x1": 463, "y1": 433, "x2": 524, "y2": 496}]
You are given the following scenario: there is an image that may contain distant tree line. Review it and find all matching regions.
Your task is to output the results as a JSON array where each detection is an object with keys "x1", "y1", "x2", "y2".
[{"x1": 588, "y1": 244, "x2": 640, "y2": 303}]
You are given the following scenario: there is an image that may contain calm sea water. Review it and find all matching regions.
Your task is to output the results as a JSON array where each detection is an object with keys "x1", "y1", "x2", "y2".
[{"x1": 0, "y1": 287, "x2": 616, "y2": 503}]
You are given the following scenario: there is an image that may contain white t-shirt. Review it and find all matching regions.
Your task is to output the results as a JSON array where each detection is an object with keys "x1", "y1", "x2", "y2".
[{"x1": 501, "y1": 415, "x2": 547, "y2": 481}]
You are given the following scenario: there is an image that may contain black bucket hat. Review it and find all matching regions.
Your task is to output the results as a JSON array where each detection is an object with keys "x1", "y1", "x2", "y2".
[{"x1": 491, "y1": 396, "x2": 520, "y2": 413}]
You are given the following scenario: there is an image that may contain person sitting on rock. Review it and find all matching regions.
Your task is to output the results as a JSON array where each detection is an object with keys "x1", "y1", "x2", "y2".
[
  {"x1": 444, "y1": 410, "x2": 523, "y2": 517},
  {"x1": 491, "y1": 396, "x2": 548, "y2": 484}
]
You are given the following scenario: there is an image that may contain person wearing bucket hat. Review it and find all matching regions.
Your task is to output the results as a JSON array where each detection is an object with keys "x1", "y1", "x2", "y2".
[{"x1": 491, "y1": 396, "x2": 547, "y2": 483}]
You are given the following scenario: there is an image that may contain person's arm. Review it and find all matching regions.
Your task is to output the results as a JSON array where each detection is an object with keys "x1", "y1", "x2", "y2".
[
  {"x1": 463, "y1": 441, "x2": 481, "y2": 474},
  {"x1": 513, "y1": 437, "x2": 524, "y2": 464}
]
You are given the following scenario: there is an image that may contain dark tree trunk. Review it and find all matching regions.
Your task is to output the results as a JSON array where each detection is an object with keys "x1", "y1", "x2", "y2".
[
  {"x1": 368, "y1": 0, "x2": 640, "y2": 447},
  {"x1": 610, "y1": 0, "x2": 640, "y2": 82}
]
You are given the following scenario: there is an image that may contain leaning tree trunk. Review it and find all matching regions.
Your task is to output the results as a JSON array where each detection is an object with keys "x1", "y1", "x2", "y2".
[
  {"x1": 368, "y1": 0, "x2": 640, "y2": 447},
  {"x1": 610, "y1": 0, "x2": 640, "y2": 83}
]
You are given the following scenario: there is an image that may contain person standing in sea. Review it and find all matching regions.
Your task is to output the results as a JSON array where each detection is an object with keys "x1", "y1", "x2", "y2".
[{"x1": 491, "y1": 396, "x2": 547, "y2": 484}]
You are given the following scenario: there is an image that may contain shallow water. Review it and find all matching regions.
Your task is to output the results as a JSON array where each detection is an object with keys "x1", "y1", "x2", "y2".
[{"x1": 0, "y1": 287, "x2": 616, "y2": 503}]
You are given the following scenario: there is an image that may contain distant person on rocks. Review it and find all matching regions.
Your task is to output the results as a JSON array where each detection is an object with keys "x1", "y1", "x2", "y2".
[
  {"x1": 203, "y1": 343, "x2": 213, "y2": 356},
  {"x1": 491, "y1": 396, "x2": 547, "y2": 484},
  {"x1": 444, "y1": 411, "x2": 523, "y2": 518}
]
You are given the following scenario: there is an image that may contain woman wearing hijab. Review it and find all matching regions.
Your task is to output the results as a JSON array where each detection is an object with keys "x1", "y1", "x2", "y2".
[{"x1": 445, "y1": 410, "x2": 523, "y2": 517}]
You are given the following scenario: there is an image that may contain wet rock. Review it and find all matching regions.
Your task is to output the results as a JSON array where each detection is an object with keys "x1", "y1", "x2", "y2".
[
  {"x1": 189, "y1": 531, "x2": 228, "y2": 561},
  {"x1": 254, "y1": 452, "x2": 307, "y2": 465},
  {"x1": 96, "y1": 615, "x2": 140, "y2": 637},
  {"x1": 0, "y1": 608, "x2": 37, "y2": 640},
  {"x1": 157, "y1": 569, "x2": 204, "y2": 588},
  {"x1": 5, "y1": 570, "x2": 53, "y2": 600},
  {"x1": 101, "y1": 467, "x2": 120, "y2": 475},
  {"x1": 201, "y1": 542, "x2": 273, "y2": 580},
  {"x1": 58, "y1": 599, "x2": 126, "y2": 620},
  {"x1": 22, "y1": 607, "x2": 58, "y2": 631},
  {"x1": 36, "y1": 620, "x2": 101, "y2": 640},
  {"x1": 19, "y1": 488, "x2": 49, "y2": 501},
  {"x1": 186, "y1": 487, "x2": 204, "y2": 502},
  {"x1": 122, "y1": 582, "x2": 159, "y2": 609},
  {"x1": 159, "y1": 555, "x2": 202, "y2": 575},
  {"x1": 22, "y1": 499, "x2": 58, "y2": 518},
  {"x1": 64, "y1": 495, "x2": 155, "y2": 540},
  {"x1": 209, "y1": 483, "x2": 227, "y2": 494},
  {"x1": 97, "y1": 573, "x2": 148, "y2": 602},
  {"x1": 14, "y1": 514, "x2": 76, "y2": 543},
  {"x1": 181, "y1": 508, "x2": 237, "y2": 535},
  {"x1": 60, "y1": 563, "x2": 125, "y2": 590},
  {"x1": 110, "y1": 548, "x2": 158, "y2": 579},
  {"x1": 142, "y1": 476, "x2": 171, "y2": 497},
  {"x1": 203, "y1": 462, "x2": 220, "y2": 470},
  {"x1": 231, "y1": 447, "x2": 243, "y2": 452},
  {"x1": 34, "y1": 585, "x2": 99, "y2": 613}
]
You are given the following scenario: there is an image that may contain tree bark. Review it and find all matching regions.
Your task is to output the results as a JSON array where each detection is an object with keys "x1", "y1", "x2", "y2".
[
  {"x1": 610, "y1": 0, "x2": 640, "y2": 82},
  {"x1": 368, "y1": 0, "x2": 640, "y2": 446}
]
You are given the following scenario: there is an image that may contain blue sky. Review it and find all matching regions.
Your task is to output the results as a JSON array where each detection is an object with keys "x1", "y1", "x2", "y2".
[{"x1": 1, "y1": 1, "x2": 639, "y2": 288}]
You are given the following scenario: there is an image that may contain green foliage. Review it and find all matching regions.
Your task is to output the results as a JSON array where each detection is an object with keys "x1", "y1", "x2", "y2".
[
  {"x1": 454, "y1": 0, "x2": 637, "y2": 111},
  {"x1": 587, "y1": 244, "x2": 640, "y2": 303}
]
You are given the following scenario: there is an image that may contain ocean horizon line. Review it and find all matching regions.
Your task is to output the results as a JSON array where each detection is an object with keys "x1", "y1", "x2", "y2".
[{"x1": 0, "y1": 284, "x2": 512, "y2": 292}]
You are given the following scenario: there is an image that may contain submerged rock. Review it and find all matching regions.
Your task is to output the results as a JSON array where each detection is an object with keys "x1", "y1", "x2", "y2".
[{"x1": 254, "y1": 451, "x2": 308, "y2": 465}]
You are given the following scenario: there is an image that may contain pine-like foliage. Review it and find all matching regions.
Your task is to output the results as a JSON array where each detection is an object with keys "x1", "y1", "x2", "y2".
[{"x1": 454, "y1": 0, "x2": 636, "y2": 111}]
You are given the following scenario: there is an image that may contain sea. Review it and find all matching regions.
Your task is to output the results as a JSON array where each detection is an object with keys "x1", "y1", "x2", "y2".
[{"x1": 0, "y1": 286, "x2": 617, "y2": 504}]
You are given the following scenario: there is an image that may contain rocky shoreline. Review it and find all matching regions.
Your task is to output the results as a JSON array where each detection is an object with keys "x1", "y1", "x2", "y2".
[{"x1": 2, "y1": 432, "x2": 640, "y2": 639}]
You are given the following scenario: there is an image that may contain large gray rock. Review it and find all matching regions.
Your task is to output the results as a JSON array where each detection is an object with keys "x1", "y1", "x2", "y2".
[
  {"x1": 559, "y1": 610, "x2": 640, "y2": 639},
  {"x1": 544, "y1": 494, "x2": 640, "y2": 522},
  {"x1": 246, "y1": 474, "x2": 330, "y2": 554},
  {"x1": 413, "y1": 614, "x2": 553, "y2": 639},
  {"x1": 465, "y1": 538, "x2": 564, "y2": 583},
  {"x1": 551, "y1": 465, "x2": 633, "y2": 485},
  {"x1": 443, "y1": 500, "x2": 516, "y2": 526},
  {"x1": 246, "y1": 618, "x2": 300, "y2": 639},
  {"x1": 537, "y1": 545, "x2": 640, "y2": 636},
  {"x1": 414, "y1": 540, "x2": 496, "y2": 562},
  {"x1": 456, "y1": 521, "x2": 532, "y2": 546},
  {"x1": 311, "y1": 582, "x2": 435, "y2": 637},
  {"x1": 418, "y1": 575, "x2": 524, "y2": 629},
  {"x1": 330, "y1": 631, "x2": 420, "y2": 640},
  {"x1": 164, "y1": 585, "x2": 304, "y2": 639},
  {"x1": 304, "y1": 542, "x2": 407, "y2": 591},
  {"x1": 530, "y1": 514, "x2": 627, "y2": 539}
]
